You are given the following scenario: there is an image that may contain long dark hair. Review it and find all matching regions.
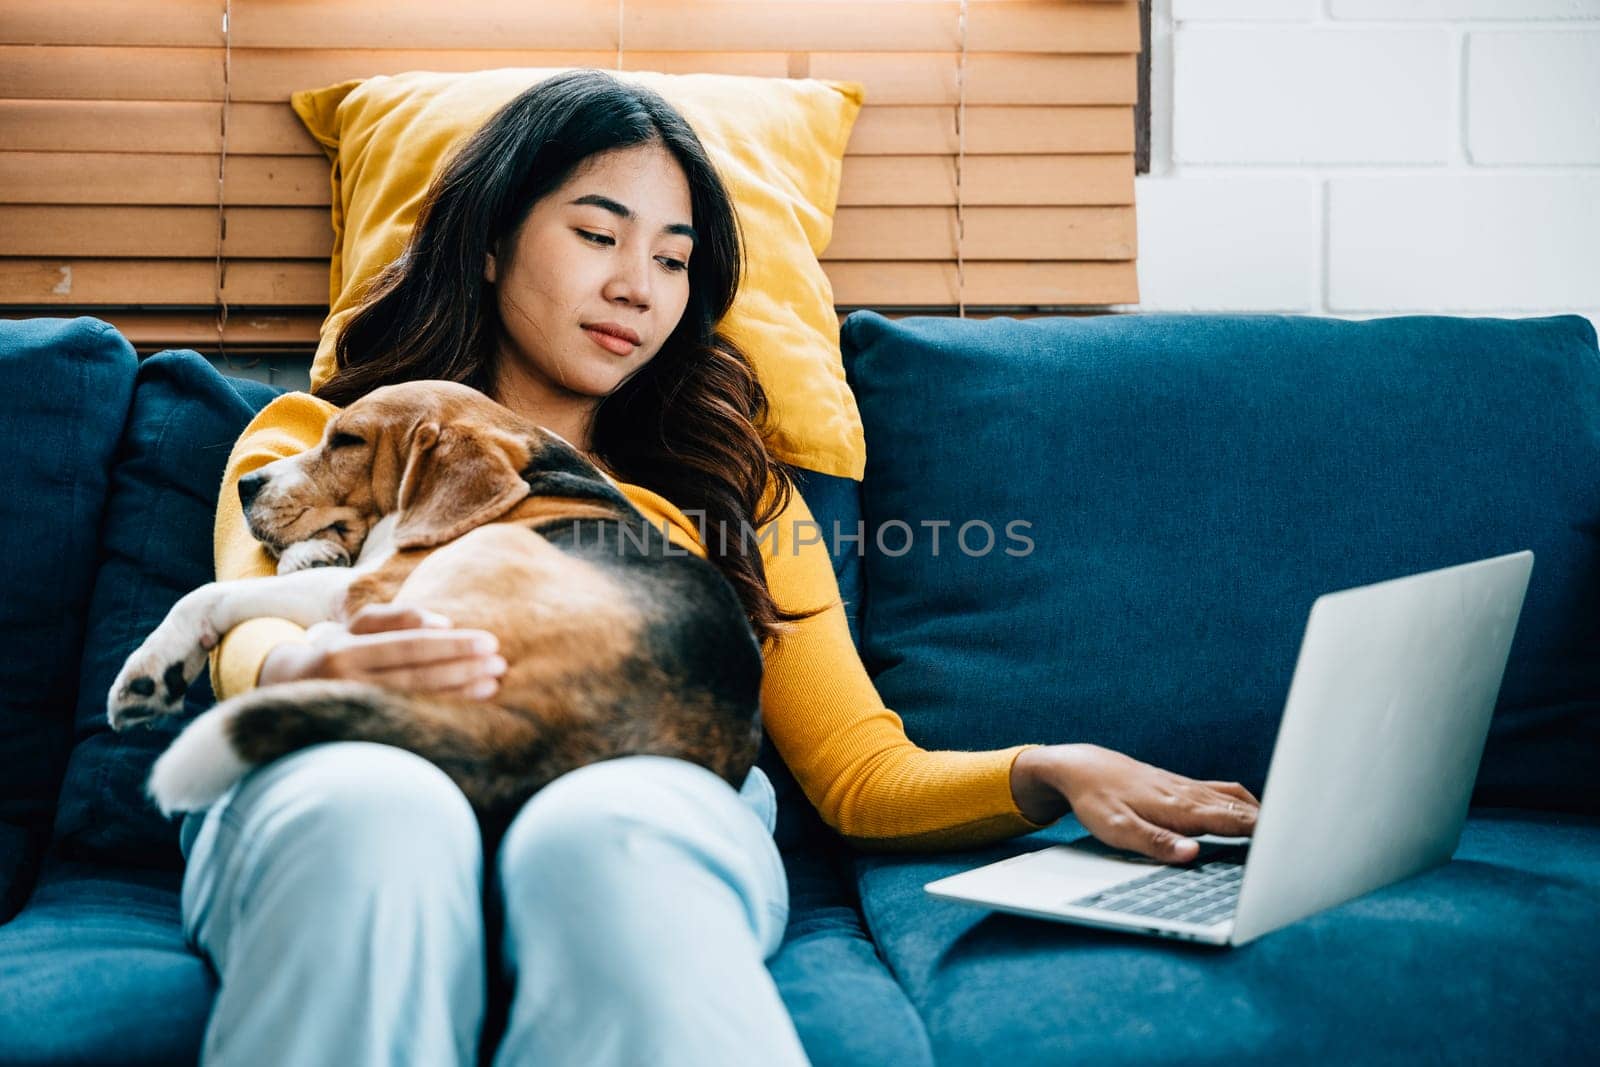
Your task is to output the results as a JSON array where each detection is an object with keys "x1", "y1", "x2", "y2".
[{"x1": 316, "y1": 69, "x2": 820, "y2": 645}]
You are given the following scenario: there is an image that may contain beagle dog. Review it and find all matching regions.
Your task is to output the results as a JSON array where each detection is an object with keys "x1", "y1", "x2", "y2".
[{"x1": 106, "y1": 381, "x2": 763, "y2": 835}]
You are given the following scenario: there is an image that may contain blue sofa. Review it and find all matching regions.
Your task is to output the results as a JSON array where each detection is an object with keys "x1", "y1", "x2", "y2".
[{"x1": 1, "y1": 312, "x2": 1596, "y2": 1065}]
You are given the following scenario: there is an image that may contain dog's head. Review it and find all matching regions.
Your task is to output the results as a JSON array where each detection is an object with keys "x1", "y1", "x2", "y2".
[{"x1": 239, "y1": 380, "x2": 621, "y2": 557}]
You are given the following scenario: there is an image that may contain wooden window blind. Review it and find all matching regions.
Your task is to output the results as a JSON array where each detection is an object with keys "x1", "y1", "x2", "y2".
[{"x1": 0, "y1": 0, "x2": 1140, "y2": 355}]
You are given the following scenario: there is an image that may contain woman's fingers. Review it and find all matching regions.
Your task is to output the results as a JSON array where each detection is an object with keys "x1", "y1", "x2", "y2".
[
  {"x1": 316, "y1": 627, "x2": 506, "y2": 694},
  {"x1": 330, "y1": 629, "x2": 499, "y2": 672},
  {"x1": 346, "y1": 602, "x2": 453, "y2": 635},
  {"x1": 367, "y1": 654, "x2": 507, "y2": 696},
  {"x1": 1153, "y1": 784, "x2": 1259, "y2": 837},
  {"x1": 1090, "y1": 806, "x2": 1201, "y2": 864},
  {"x1": 1202, "y1": 793, "x2": 1258, "y2": 836},
  {"x1": 1203, "y1": 779, "x2": 1261, "y2": 806}
]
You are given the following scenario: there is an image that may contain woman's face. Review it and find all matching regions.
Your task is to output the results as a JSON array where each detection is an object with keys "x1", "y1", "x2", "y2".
[{"x1": 485, "y1": 141, "x2": 696, "y2": 438}]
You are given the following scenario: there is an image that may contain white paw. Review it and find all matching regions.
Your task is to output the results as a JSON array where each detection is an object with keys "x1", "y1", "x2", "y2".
[
  {"x1": 107, "y1": 593, "x2": 219, "y2": 731},
  {"x1": 277, "y1": 539, "x2": 351, "y2": 575},
  {"x1": 147, "y1": 705, "x2": 250, "y2": 817}
]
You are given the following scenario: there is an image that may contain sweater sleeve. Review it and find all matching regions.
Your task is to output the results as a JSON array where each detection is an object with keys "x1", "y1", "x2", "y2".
[
  {"x1": 208, "y1": 392, "x2": 340, "y2": 701},
  {"x1": 756, "y1": 484, "x2": 1051, "y2": 851}
]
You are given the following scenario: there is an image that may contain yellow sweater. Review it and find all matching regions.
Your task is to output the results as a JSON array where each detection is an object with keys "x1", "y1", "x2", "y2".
[{"x1": 210, "y1": 393, "x2": 1048, "y2": 850}]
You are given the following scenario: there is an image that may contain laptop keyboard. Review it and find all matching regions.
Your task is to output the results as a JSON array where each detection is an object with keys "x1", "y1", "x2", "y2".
[{"x1": 1069, "y1": 858, "x2": 1244, "y2": 927}]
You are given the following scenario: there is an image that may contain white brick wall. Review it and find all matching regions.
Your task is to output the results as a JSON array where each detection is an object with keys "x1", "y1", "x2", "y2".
[
  {"x1": 1136, "y1": 0, "x2": 1600, "y2": 333},
  {"x1": 1468, "y1": 32, "x2": 1600, "y2": 164}
]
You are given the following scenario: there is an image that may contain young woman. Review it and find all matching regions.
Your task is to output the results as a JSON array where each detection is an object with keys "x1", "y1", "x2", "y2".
[{"x1": 180, "y1": 69, "x2": 1260, "y2": 1067}]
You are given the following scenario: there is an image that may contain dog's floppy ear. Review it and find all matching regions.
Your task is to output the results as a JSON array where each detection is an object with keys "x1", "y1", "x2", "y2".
[{"x1": 394, "y1": 421, "x2": 530, "y2": 549}]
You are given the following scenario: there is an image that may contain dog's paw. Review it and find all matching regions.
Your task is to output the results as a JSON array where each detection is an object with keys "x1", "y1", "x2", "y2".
[
  {"x1": 147, "y1": 705, "x2": 250, "y2": 817},
  {"x1": 107, "y1": 598, "x2": 219, "y2": 731},
  {"x1": 277, "y1": 539, "x2": 351, "y2": 575}
]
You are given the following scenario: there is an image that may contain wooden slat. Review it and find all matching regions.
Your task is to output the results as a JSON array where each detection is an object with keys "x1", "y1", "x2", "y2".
[
  {"x1": 850, "y1": 105, "x2": 1135, "y2": 155},
  {"x1": 0, "y1": 101, "x2": 318, "y2": 154},
  {"x1": 1, "y1": 152, "x2": 1127, "y2": 208},
  {"x1": 0, "y1": 259, "x2": 326, "y2": 305},
  {"x1": 839, "y1": 155, "x2": 1132, "y2": 206},
  {"x1": 829, "y1": 206, "x2": 1138, "y2": 260},
  {"x1": 98, "y1": 310, "x2": 325, "y2": 347},
  {"x1": 234, "y1": 1, "x2": 1140, "y2": 55},
  {"x1": 811, "y1": 53, "x2": 1136, "y2": 106},
  {"x1": 0, "y1": 206, "x2": 330, "y2": 258},
  {"x1": 2, "y1": 0, "x2": 220, "y2": 47},
  {"x1": 0, "y1": 257, "x2": 1135, "y2": 308},
  {"x1": 1, "y1": 47, "x2": 1133, "y2": 106},
  {"x1": 828, "y1": 260, "x2": 1138, "y2": 306},
  {"x1": 1, "y1": 205, "x2": 1136, "y2": 261},
  {"x1": 0, "y1": 153, "x2": 329, "y2": 206},
  {"x1": 229, "y1": 51, "x2": 792, "y2": 101},
  {"x1": 0, "y1": 47, "x2": 224, "y2": 101},
  {"x1": 4, "y1": 1, "x2": 1138, "y2": 56},
  {"x1": 2, "y1": 100, "x2": 1132, "y2": 157}
]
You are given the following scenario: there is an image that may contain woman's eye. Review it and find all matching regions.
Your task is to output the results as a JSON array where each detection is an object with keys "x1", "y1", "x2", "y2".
[{"x1": 579, "y1": 230, "x2": 686, "y2": 272}]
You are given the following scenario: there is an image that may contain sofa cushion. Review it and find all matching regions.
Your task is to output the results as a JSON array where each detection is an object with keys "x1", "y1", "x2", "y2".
[
  {"x1": 0, "y1": 857, "x2": 211, "y2": 1066},
  {"x1": 0, "y1": 317, "x2": 137, "y2": 920},
  {"x1": 840, "y1": 311, "x2": 1600, "y2": 811},
  {"x1": 852, "y1": 808, "x2": 1600, "y2": 1065},
  {"x1": 51, "y1": 351, "x2": 281, "y2": 869}
]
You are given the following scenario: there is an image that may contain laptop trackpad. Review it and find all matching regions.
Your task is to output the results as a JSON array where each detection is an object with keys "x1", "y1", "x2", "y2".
[{"x1": 928, "y1": 834, "x2": 1253, "y2": 909}]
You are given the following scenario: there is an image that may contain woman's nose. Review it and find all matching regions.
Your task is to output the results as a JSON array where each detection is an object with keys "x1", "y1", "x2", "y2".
[{"x1": 604, "y1": 257, "x2": 652, "y2": 309}]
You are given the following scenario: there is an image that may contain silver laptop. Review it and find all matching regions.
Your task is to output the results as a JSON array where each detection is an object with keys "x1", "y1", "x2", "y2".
[{"x1": 926, "y1": 550, "x2": 1534, "y2": 947}]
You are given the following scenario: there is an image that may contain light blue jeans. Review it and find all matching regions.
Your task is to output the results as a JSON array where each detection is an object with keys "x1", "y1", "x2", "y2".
[{"x1": 179, "y1": 742, "x2": 809, "y2": 1066}]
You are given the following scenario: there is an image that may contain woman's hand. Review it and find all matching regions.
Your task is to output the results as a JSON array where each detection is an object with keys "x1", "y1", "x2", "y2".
[
  {"x1": 1010, "y1": 744, "x2": 1260, "y2": 863},
  {"x1": 258, "y1": 603, "x2": 507, "y2": 700}
]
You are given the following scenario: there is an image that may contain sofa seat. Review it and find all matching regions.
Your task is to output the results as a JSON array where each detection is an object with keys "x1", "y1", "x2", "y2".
[
  {"x1": 0, "y1": 856, "x2": 213, "y2": 1065},
  {"x1": 854, "y1": 807, "x2": 1600, "y2": 1066}
]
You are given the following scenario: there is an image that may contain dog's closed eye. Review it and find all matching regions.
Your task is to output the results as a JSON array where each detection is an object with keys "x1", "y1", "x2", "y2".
[{"x1": 328, "y1": 432, "x2": 365, "y2": 449}]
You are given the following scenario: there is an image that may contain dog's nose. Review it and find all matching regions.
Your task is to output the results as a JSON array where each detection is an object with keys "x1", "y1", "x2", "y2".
[{"x1": 238, "y1": 471, "x2": 267, "y2": 510}]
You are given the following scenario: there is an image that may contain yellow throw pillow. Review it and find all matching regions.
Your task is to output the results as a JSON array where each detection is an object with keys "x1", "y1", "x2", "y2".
[{"x1": 291, "y1": 68, "x2": 866, "y2": 480}]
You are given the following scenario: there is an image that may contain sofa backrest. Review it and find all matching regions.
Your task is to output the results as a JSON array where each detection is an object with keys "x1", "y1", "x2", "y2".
[
  {"x1": 49, "y1": 346, "x2": 281, "y2": 871},
  {"x1": 0, "y1": 318, "x2": 138, "y2": 919},
  {"x1": 842, "y1": 311, "x2": 1600, "y2": 814}
]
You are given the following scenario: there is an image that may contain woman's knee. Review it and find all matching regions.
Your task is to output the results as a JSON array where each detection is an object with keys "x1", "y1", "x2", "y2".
[
  {"x1": 229, "y1": 741, "x2": 482, "y2": 876},
  {"x1": 495, "y1": 756, "x2": 784, "y2": 926},
  {"x1": 498, "y1": 757, "x2": 723, "y2": 870}
]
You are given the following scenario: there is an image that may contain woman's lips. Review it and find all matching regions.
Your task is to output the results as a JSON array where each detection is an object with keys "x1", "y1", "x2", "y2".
[{"x1": 583, "y1": 326, "x2": 638, "y2": 356}]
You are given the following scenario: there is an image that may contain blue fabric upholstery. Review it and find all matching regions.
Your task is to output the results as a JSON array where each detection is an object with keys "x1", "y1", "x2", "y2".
[
  {"x1": 852, "y1": 809, "x2": 1600, "y2": 1065},
  {"x1": 840, "y1": 311, "x2": 1600, "y2": 813},
  {"x1": 51, "y1": 351, "x2": 281, "y2": 870},
  {"x1": 789, "y1": 467, "x2": 865, "y2": 651},
  {"x1": 0, "y1": 856, "x2": 211, "y2": 1065},
  {"x1": 770, "y1": 834, "x2": 935, "y2": 1067},
  {"x1": 0, "y1": 318, "x2": 137, "y2": 922}
]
